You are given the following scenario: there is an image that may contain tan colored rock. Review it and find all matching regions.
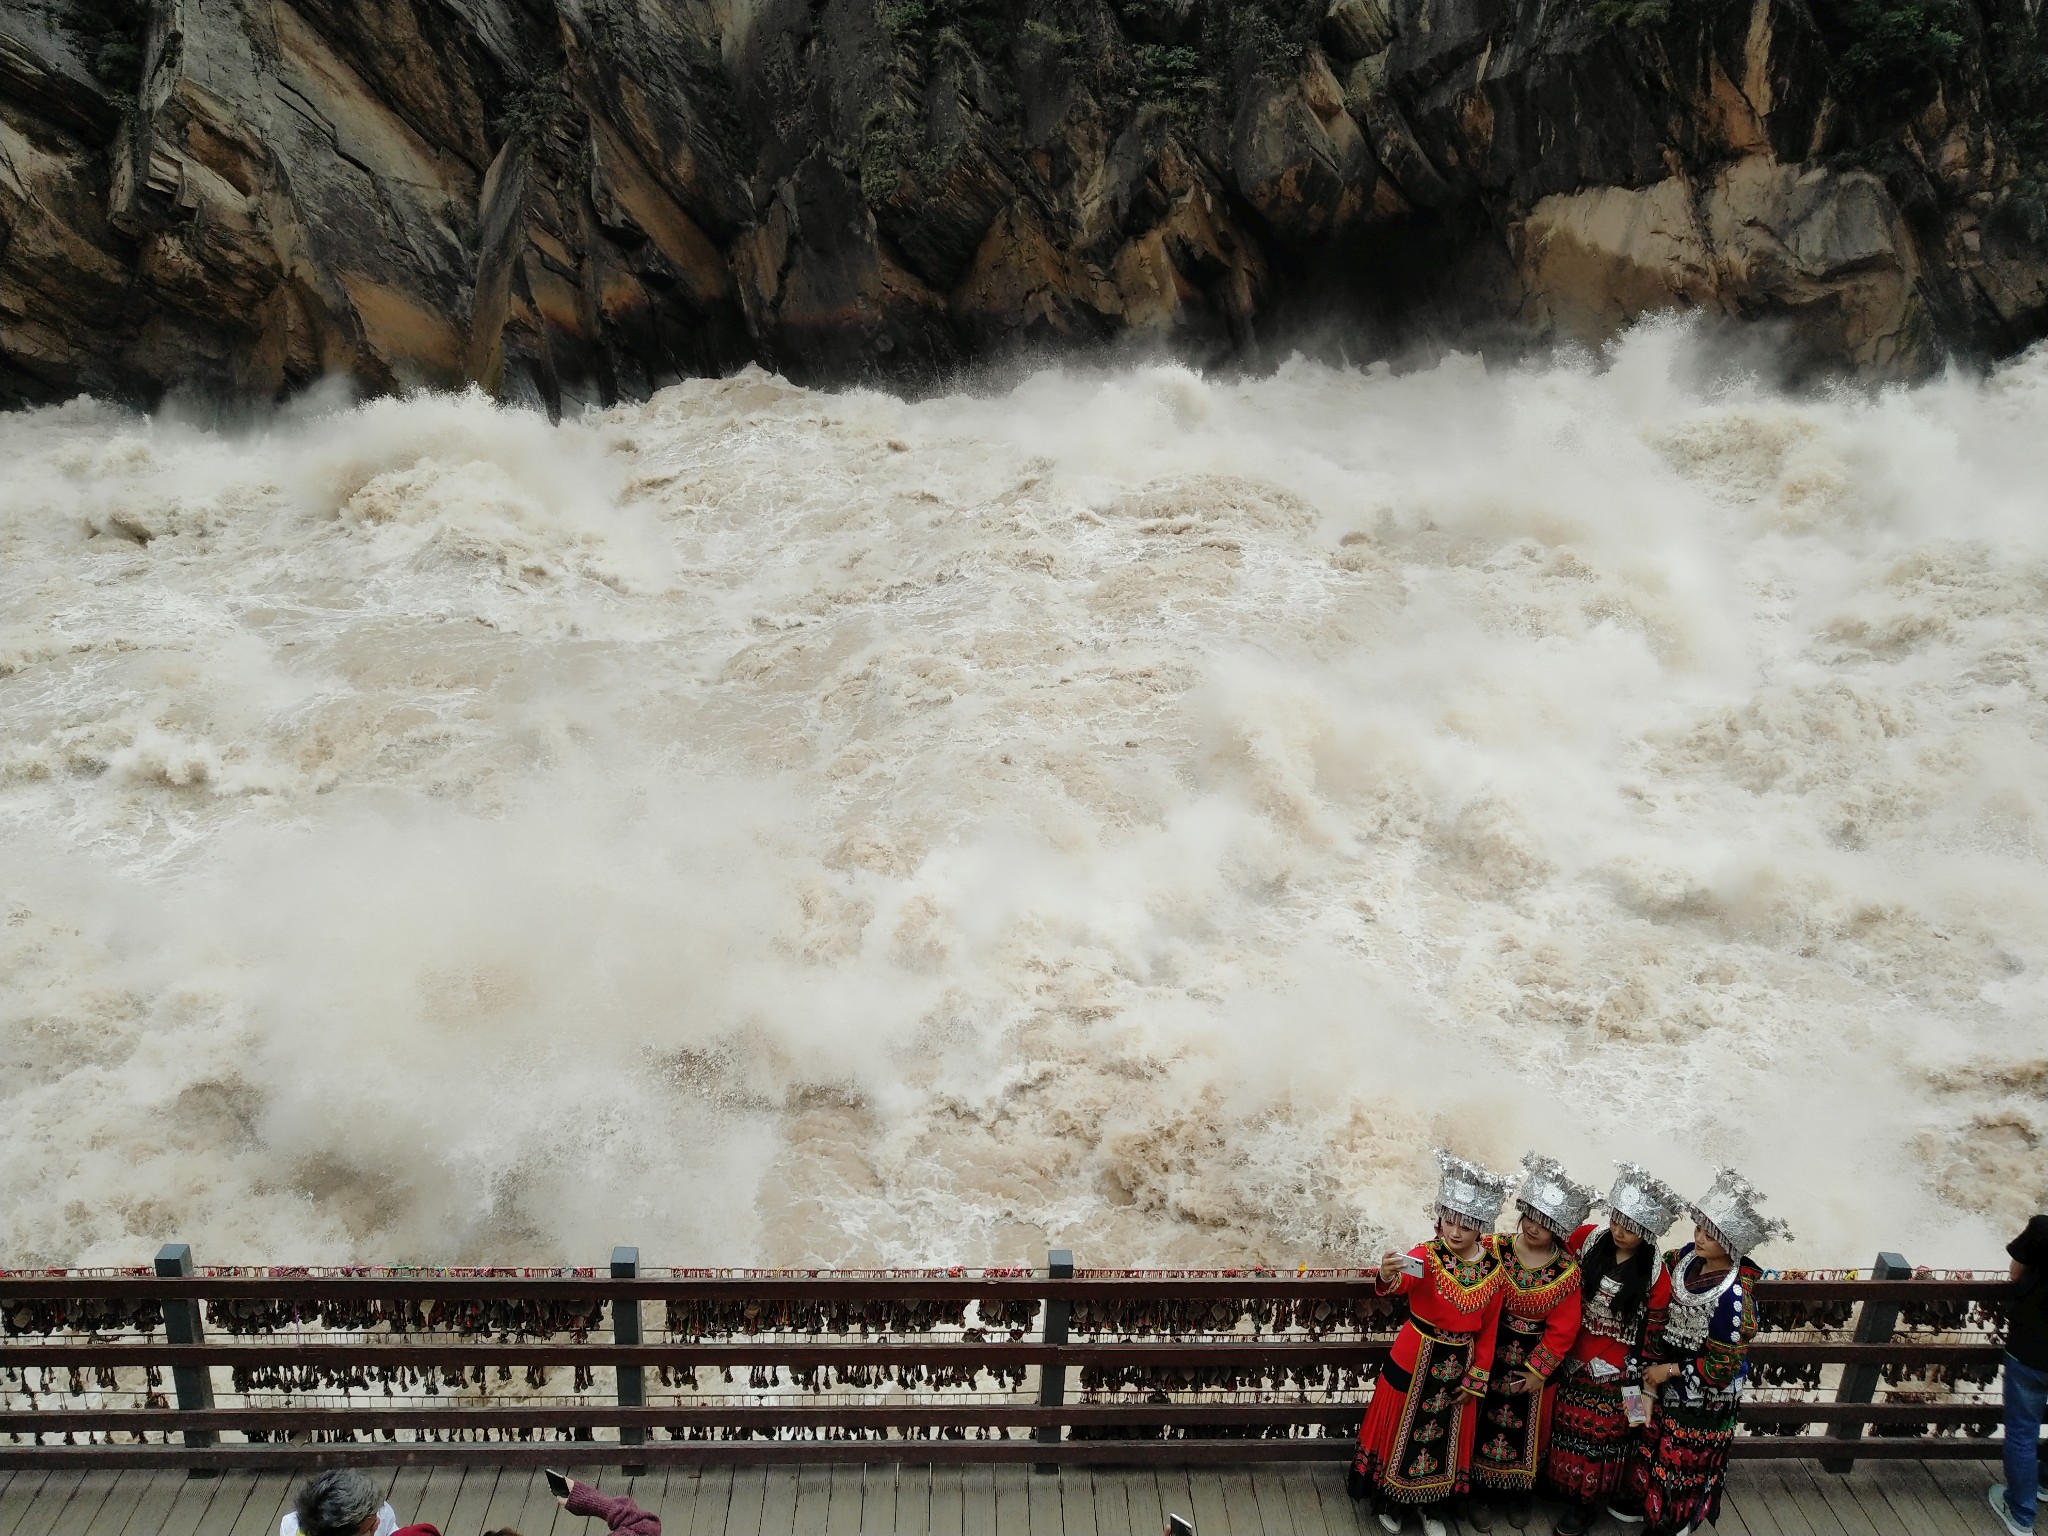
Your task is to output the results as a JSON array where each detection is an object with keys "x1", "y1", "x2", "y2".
[{"x1": 1519, "y1": 177, "x2": 1718, "y2": 342}]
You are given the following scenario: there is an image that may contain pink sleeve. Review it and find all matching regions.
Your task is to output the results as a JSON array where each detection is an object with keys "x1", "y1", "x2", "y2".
[{"x1": 564, "y1": 1486, "x2": 661, "y2": 1536}]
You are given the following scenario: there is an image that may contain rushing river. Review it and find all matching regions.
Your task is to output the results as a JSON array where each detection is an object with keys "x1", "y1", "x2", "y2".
[{"x1": 3, "y1": 320, "x2": 2045, "y2": 1269}]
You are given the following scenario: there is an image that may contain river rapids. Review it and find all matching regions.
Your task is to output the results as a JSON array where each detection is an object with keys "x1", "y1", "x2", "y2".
[{"x1": 3, "y1": 321, "x2": 2046, "y2": 1269}]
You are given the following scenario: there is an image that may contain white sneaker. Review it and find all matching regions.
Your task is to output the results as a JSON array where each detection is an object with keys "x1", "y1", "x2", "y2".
[
  {"x1": 1991, "y1": 1485, "x2": 2036, "y2": 1536},
  {"x1": 1605, "y1": 1507, "x2": 1644, "y2": 1525},
  {"x1": 1421, "y1": 1517, "x2": 1448, "y2": 1536},
  {"x1": 1377, "y1": 1513, "x2": 1402, "y2": 1534}
]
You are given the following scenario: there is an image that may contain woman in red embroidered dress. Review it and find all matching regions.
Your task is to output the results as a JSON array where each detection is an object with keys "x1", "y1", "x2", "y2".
[
  {"x1": 1350, "y1": 1151, "x2": 1517, "y2": 1536},
  {"x1": 1466, "y1": 1154, "x2": 1594, "y2": 1532},
  {"x1": 1542, "y1": 1163, "x2": 1685, "y2": 1536}
]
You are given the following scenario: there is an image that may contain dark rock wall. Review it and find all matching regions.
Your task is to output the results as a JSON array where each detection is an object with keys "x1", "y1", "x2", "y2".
[{"x1": 2, "y1": 0, "x2": 2045, "y2": 409}]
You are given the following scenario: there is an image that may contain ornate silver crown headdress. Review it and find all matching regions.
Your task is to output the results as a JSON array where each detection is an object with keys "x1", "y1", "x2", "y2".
[
  {"x1": 1514, "y1": 1152, "x2": 1599, "y2": 1240},
  {"x1": 1687, "y1": 1166, "x2": 1794, "y2": 1262},
  {"x1": 1600, "y1": 1161, "x2": 1686, "y2": 1242},
  {"x1": 1430, "y1": 1148, "x2": 1517, "y2": 1228}
]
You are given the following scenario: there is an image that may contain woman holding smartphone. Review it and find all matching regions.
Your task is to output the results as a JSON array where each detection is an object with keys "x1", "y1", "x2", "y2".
[
  {"x1": 1466, "y1": 1154, "x2": 1596, "y2": 1531},
  {"x1": 1350, "y1": 1150, "x2": 1517, "y2": 1536},
  {"x1": 1626, "y1": 1167, "x2": 1790, "y2": 1536},
  {"x1": 1542, "y1": 1163, "x2": 1685, "y2": 1536}
]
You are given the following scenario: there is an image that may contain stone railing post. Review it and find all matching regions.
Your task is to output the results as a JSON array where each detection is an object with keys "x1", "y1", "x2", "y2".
[
  {"x1": 155, "y1": 1243, "x2": 217, "y2": 1476},
  {"x1": 1821, "y1": 1251, "x2": 1911, "y2": 1474},
  {"x1": 613, "y1": 1247, "x2": 646, "y2": 1475},
  {"x1": 1034, "y1": 1248, "x2": 1073, "y2": 1474}
]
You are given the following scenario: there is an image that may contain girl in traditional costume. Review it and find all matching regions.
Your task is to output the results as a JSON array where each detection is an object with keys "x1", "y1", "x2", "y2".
[
  {"x1": 1542, "y1": 1162, "x2": 1686, "y2": 1536},
  {"x1": 1351, "y1": 1150, "x2": 1517, "y2": 1536},
  {"x1": 1626, "y1": 1167, "x2": 1792, "y2": 1536},
  {"x1": 1466, "y1": 1154, "x2": 1594, "y2": 1531}
]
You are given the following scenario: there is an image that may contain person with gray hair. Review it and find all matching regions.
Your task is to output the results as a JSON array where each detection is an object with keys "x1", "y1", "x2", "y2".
[{"x1": 280, "y1": 1469, "x2": 435, "y2": 1536}]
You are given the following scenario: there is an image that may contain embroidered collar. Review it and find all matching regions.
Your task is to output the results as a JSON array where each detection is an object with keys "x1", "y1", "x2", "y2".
[
  {"x1": 1427, "y1": 1238, "x2": 1507, "y2": 1313},
  {"x1": 1486, "y1": 1233, "x2": 1580, "y2": 1312}
]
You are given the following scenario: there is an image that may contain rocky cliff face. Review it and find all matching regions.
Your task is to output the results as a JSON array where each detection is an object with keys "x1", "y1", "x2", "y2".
[{"x1": 3, "y1": 0, "x2": 2046, "y2": 410}]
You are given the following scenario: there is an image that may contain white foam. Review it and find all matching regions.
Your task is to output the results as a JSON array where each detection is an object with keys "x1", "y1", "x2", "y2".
[{"x1": 2, "y1": 321, "x2": 2044, "y2": 1267}]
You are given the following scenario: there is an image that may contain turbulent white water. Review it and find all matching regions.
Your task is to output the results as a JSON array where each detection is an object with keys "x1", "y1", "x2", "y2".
[{"x1": 3, "y1": 320, "x2": 2046, "y2": 1270}]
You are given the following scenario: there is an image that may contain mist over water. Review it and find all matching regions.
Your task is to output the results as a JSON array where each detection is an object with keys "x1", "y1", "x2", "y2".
[{"x1": 4, "y1": 320, "x2": 2046, "y2": 1269}]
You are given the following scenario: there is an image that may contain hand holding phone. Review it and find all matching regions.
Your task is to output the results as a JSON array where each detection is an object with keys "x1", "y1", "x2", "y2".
[
  {"x1": 1621, "y1": 1386, "x2": 1648, "y2": 1426},
  {"x1": 545, "y1": 1469, "x2": 571, "y2": 1499},
  {"x1": 1399, "y1": 1253, "x2": 1427, "y2": 1278},
  {"x1": 1166, "y1": 1516, "x2": 1195, "y2": 1536}
]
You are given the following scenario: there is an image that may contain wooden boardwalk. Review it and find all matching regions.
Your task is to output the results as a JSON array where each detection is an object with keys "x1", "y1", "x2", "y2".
[{"x1": 0, "y1": 1457, "x2": 2015, "y2": 1536}]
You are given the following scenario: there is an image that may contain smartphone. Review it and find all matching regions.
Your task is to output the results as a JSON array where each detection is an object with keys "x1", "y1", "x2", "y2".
[
  {"x1": 1166, "y1": 1516, "x2": 1195, "y2": 1536},
  {"x1": 1621, "y1": 1386, "x2": 1648, "y2": 1426},
  {"x1": 544, "y1": 1470, "x2": 571, "y2": 1498},
  {"x1": 1399, "y1": 1253, "x2": 1427, "y2": 1278}
]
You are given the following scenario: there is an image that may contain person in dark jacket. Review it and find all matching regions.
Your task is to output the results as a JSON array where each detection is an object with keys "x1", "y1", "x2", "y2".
[{"x1": 1994, "y1": 1215, "x2": 2048, "y2": 1536}]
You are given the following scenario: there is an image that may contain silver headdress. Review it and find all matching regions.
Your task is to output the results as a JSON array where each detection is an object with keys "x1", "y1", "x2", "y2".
[
  {"x1": 1687, "y1": 1166, "x2": 1793, "y2": 1262},
  {"x1": 1430, "y1": 1148, "x2": 1517, "y2": 1229},
  {"x1": 1600, "y1": 1162, "x2": 1686, "y2": 1242},
  {"x1": 1514, "y1": 1153, "x2": 1599, "y2": 1240}
]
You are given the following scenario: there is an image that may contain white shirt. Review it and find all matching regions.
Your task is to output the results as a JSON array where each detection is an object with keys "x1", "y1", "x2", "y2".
[{"x1": 281, "y1": 1504, "x2": 400, "y2": 1536}]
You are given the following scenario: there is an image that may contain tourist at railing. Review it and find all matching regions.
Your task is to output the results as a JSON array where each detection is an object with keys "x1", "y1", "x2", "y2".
[
  {"x1": 551, "y1": 1477, "x2": 662, "y2": 1536},
  {"x1": 1540, "y1": 1162, "x2": 1686, "y2": 1536},
  {"x1": 1465, "y1": 1155, "x2": 1594, "y2": 1532},
  {"x1": 1349, "y1": 1149, "x2": 1518, "y2": 1536},
  {"x1": 1624, "y1": 1168, "x2": 1789, "y2": 1536},
  {"x1": 281, "y1": 1470, "x2": 436, "y2": 1536},
  {"x1": 1992, "y1": 1213, "x2": 2048, "y2": 1536}
]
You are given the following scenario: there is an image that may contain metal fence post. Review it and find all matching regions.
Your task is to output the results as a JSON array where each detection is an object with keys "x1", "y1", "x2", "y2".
[
  {"x1": 155, "y1": 1243, "x2": 217, "y2": 1476},
  {"x1": 1034, "y1": 1248, "x2": 1073, "y2": 1474},
  {"x1": 1821, "y1": 1251, "x2": 1911, "y2": 1474},
  {"x1": 613, "y1": 1246, "x2": 646, "y2": 1475}
]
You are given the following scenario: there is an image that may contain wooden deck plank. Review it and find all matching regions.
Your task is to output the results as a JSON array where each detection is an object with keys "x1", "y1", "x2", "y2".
[
  {"x1": 117, "y1": 1466, "x2": 190, "y2": 1536},
  {"x1": 1807, "y1": 1461, "x2": 1911, "y2": 1536},
  {"x1": 724, "y1": 1466, "x2": 769, "y2": 1536},
  {"x1": 447, "y1": 1462, "x2": 505, "y2": 1536},
  {"x1": 1302, "y1": 1466, "x2": 1368, "y2": 1536},
  {"x1": 1025, "y1": 1467, "x2": 1061, "y2": 1536},
  {"x1": 695, "y1": 1467, "x2": 739, "y2": 1536},
  {"x1": 1086, "y1": 1471, "x2": 1132, "y2": 1536},
  {"x1": 665, "y1": 1466, "x2": 708, "y2": 1536},
  {"x1": 408, "y1": 1464, "x2": 468, "y2": 1536},
  {"x1": 1148, "y1": 1468, "x2": 1191, "y2": 1536},
  {"x1": 193, "y1": 1473, "x2": 264, "y2": 1536},
  {"x1": 1277, "y1": 1465, "x2": 1330, "y2": 1536},
  {"x1": 1123, "y1": 1468, "x2": 1168, "y2": 1536},
  {"x1": 895, "y1": 1465, "x2": 931, "y2": 1536},
  {"x1": 1061, "y1": 1470, "x2": 1099, "y2": 1536},
  {"x1": 506, "y1": 1463, "x2": 568, "y2": 1536},
  {"x1": 11, "y1": 1471, "x2": 85, "y2": 1536},
  {"x1": 1863, "y1": 1458, "x2": 1961, "y2": 1536},
  {"x1": 1185, "y1": 1470, "x2": 1228, "y2": 1536},
  {"x1": 820, "y1": 1465, "x2": 860, "y2": 1536},
  {"x1": 381, "y1": 1466, "x2": 435, "y2": 1532},
  {"x1": 1715, "y1": 1469, "x2": 1764, "y2": 1536},
  {"x1": 928, "y1": 1466, "x2": 965, "y2": 1536},
  {"x1": 1919, "y1": 1456, "x2": 1998, "y2": 1534},
  {"x1": 757, "y1": 1469, "x2": 800, "y2": 1536},
  {"x1": 791, "y1": 1465, "x2": 831, "y2": 1536},
  {"x1": 0, "y1": 1471, "x2": 48, "y2": 1536},
  {"x1": 863, "y1": 1465, "x2": 900, "y2": 1534},
  {"x1": 476, "y1": 1463, "x2": 534, "y2": 1535},
  {"x1": 1776, "y1": 1460, "x2": 1855, "y2": 1536},
  {"x1": 963, "y1": 1465, "x2": 999, "y2": 1536},
  {"x1": 145, "y1": 1469, "x2": 236, "y2": 1536},
  {"x1": 32, "y1": 1470, "x2": 117, "y2": 1536},
  {"x1": 1215, "y1": 1469, "x2": 1258, "y2": 1536},
  {"x1": 992, "y1": 1465, "x2": 1031, "y2": 1536}
]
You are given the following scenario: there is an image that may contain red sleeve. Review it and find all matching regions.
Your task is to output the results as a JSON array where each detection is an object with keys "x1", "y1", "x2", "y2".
[
  {"x1": 1642, "y1": 1254, "x2": 1675, "y2": 1360},
  {"x1": 1528, "y1": 1283, "x2": 1582, "y2": 1379},
  {"x1": 1377, "y1": 1242, "x2": 1431, "y2": 1297},
  {"x1": 564, "y1": 1487, "x2": 661, "y2": 1536},
  {"x1": 1463, "y1": 1286, "x2": 1504, "y2": 1395},
  {"x1": 394, "y1": 1527, "x2": 442, "y2": 1536}
]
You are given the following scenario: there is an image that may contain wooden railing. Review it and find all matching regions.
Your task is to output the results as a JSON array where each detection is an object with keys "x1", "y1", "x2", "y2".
[{"x1": 0, "y1": 1247, "x2": 2023, "y2": 1472}]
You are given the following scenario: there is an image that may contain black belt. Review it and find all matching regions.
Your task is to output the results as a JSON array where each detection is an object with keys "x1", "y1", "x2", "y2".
[{"x1": 1384, "y1": 1318, "x2": 1477, "y2": 1394}]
